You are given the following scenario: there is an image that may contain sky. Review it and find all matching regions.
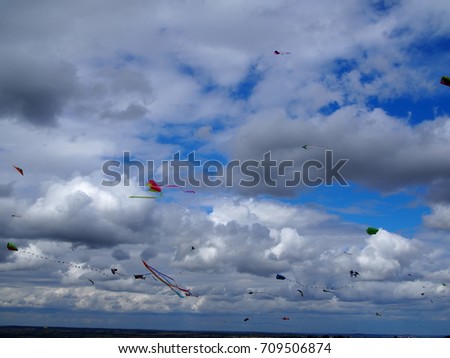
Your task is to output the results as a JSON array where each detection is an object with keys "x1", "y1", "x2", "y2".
[{"x1": 1, "y1": 0, "x2": 450, "y2": 337}]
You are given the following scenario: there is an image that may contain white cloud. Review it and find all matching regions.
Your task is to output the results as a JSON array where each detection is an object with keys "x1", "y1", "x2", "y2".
[{"x1": 1, "y1": 0, "x2": 450, "y2": 334}]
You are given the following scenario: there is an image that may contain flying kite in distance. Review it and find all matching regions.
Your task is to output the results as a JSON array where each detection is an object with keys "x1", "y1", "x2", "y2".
[
  {"x1": 247, "y1": 290, "x2": 277, "y2": 298},
  {"x1": 88, "y1": 279, "x2": 95, "y2": 285},
  {"x1": 366, "y1": 227, "x2": 379, "y2": 235},
  {"x1": 13, "y1": 165, "x2": 24, "y2": 176},
  {"x1": 129, "y1": 179, "x2": 195, "y2": 199},
  {"x1": 281, "y1": 316, "x2": 290, "y2": 321},
  {"x1": 276, "y1": 273, "x2": 352, "y2": 294},
  {"x1": 302, "y1": 144, "x2": 329, "y2": 150},
  {"x1": 349, "y1": 270, "x2": 360, "y2": 278},
  {"x1": 6, "y1": 241, "x2": 118, "y2": 280},
  {"x1": 274, "y1": 50, "x2": 291, "y2": 55},
  {"x1": 7, "y1": 242, "x2": 18, "y2": 251},
  {"x1": 134, "y1": 274, "x2": 146, "y2": 280},
  {"x1": 110, "y1": 268, "x2": 128, "y2": 277},
  {"x1": 440, "y1": 76, "x2": 450, "y2": 87}
]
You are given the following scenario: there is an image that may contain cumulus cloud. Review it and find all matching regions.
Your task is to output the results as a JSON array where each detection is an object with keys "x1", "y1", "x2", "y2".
[{"x1": 1, "y1": 0, "x2": 450, "y2": 334}]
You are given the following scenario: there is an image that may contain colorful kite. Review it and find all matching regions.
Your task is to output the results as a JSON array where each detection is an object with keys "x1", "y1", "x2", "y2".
[
  {"x1": 6, "y1": 241, "x2": 114, "y2": 279},
  {"x1": 440, "y1": 76, "x2": 450, "y2": 87},
  {"x1": 13, "y1": 165, "x2": 24, "y2": 176},
  {"x1": 129, "y1": 179, "x2": 195, "y2": 199},
  {"x1": 141, "y1": 259, "x2": 196, "y2": 298},
  {"x1": 129, "y1": 179, "x2": 162, "y2": 199}
]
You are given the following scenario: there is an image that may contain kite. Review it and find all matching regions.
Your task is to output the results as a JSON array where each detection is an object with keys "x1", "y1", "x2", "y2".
[
  {"x1": 129, "y1": 179, "x2": 162, "y2": 199},
  {"x1": 141, "y1": 259, "x2": 196, "y2": 298},
  {"x1": 11, "y1": 214, "x2": 21, "y2": 218},
  {"x1": 244, "y1": 317, "x2": 250, "y2": 322},
  {"x1": 302, "y1": 144, "x2": 329, "y2": 150},
  {"x1": 6, "y1": 242, "x2": 192, "y2": 290},
  {"x1": 6, "y1": 241, "x2": 115, "y2": 280},
  {"x1": 440, "y1": 76, "x2": 450, "y2": 87},
  {"x1": 111, "y1": 268, "x2": 128, "y2": 277},
  {"x1": 366, "y1": 227, "x2": 379, "y2": 235},
  {"x1": 7, "y1": 242, "x2": 18, "y2": 251},
  {"x1": 247, "y1": 290, "x2": 277, "y2": 298},
  {"x1": 129, "y1": 179, "x2": 195, "y2": 199},
  {"x1": 419, "y1": 283, "x2": 448, "y2": 303},
  {"x1": 13, "y1": 165, "x2": 24, "y2": 176},
  {"x1": 281, "y1": 316, "x2": 290, "y2": 321},
  {"x1": 349, "y1": 270, "x2": 360, "y2": 278},
  {"x1": 274, "y1": 50, "x2": 291, "y2": 55},
  {"x1": 276, "y1": 273, "x2": 353, "y2": 294}
]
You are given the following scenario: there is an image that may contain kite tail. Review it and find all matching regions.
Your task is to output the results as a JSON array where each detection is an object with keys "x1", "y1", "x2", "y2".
[{"x1": 164, "y1": 185, "x2": 195, "y2": 194}]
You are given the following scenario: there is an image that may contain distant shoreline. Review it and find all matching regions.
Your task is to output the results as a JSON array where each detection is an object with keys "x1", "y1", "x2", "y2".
[{"x1": 0, "y1": 325, "x2": 445, "y2": 338}]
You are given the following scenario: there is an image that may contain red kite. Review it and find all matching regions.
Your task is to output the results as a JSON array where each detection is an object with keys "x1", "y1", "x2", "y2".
[
  {"x1": 129, "y1": 179, "x2": 195, "y2": 199},
  {"x1": 13, "y1": 165, "x2": 24, "y2": 176}
]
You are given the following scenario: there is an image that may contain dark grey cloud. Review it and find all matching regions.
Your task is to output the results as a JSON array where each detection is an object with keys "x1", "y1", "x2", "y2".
[
  {"x1": 112, "y1": 248, "x2": 130, "y2": 261},
  {"x1": 220, "y1": 107, "x2": 450, "y2": 196},
  {"x1": 425, "y1": 179, "x2": 450, "y2": 205},
  {"x1": 141, "y1": 246, "x2": 158, "y2": 261},
  {"x1": 0, "y1": 54, "x2": 78, "y2": 126}
]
